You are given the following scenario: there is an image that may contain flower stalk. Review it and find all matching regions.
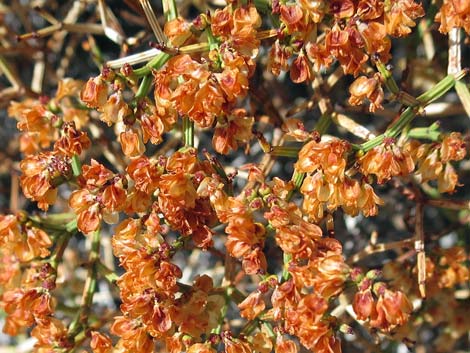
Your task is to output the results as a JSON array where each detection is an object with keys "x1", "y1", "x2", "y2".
[
  {"x1": 68, "y1": 229, "x2": 101, "y2": 338},
  {"x1": 183, "y1": 116, "x2": 194, "y2": 147}
]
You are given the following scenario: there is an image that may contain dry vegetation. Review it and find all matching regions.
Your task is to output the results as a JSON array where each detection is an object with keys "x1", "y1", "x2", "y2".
[{"x1": 0, "y1": 1, "x2": 469, "y2": 352}]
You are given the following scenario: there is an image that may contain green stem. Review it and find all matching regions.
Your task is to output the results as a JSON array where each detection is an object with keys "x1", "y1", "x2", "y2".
[
  {"x1": 96, "y1": 261, "x2": 119, "y2": 284},
  {"x1": 164, "y1": 0, "x2": 178, "y2": 21},
  {"x1": 68, "y1": 229, "x2": 101, "y2": 339},
  {"x1": 282, "y1": 253, "x2": 292, "y2": 281},
  {"x1": 315, "y1": 113, "x2": 331, "y2": 135},
  {"x1": 135, "y1": 74, "x2": 153, "y2": 99},
  {"x1": 407, "y1": 122, "x2": 441, "y2": 141},
  {"x1": 134, "y1": 52, "x2": 171, "y2": 77},
  {"x1": 262, "y1": 321, "x2": 276, "y2": 338},
  {"x1": 269, "y1": 146, "x2": 301, "y2": 157},
  {"x1": 358, "y1": 71, "x2": 467, "y2": 152},
  {"x1": 183, "y1": 116, "x2": 194, "y2": 147},
  {"x1": 417, "y1": 70, "x2": 466, "y2": 105},
  {"x1": 455, "y1": 81, "x2": 470, "y2": 117},
  {"x1": 206, "y1": 27, "x2": 219, "y2": 51},
  {"x1": 286, "y1": 169, "x2": 306, "y2": 201},
  {"x1": 71, "y1": 154, "x2": 82, "y2": 177},
  {"x1": 375, "y1": 61, "x2": 400, "y2": 95},
  {"x1": 240, "y1": 318, "x2": 260, "y2": 336},
  {"x1": 50, "y1": 230, "x2": 75, "y2": 271}
]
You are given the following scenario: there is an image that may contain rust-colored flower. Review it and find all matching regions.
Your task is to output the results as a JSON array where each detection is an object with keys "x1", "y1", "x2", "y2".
[
  {"x1": 268, "y1": 40, "x2": 291, "y2": 76},
  {"x1": 213, "y1": 109, "x2": 254, "y2": 154},
  {"x1": 310, "y1": 253, "x2": 350, "y2": 298},
  {"x1": 440, "y1": 132, "x2": 467, "y2": 163},
  {"x1": 54, "y1": 121, "x2": 91, "y2": 157},
  {"x1": 164, "y1": 17, "x2": 193, "y2": 46},
  {"x1": 32, "y1": 316, "x2": 71, "y2": 351},
  {"x1": 111, "y1": 316, "x2": 155, "y2": 353},
  {"x1": 384, "y1": 0, "x2": 424, "y2": 37},
  {"x1": 238, "y1": 291, "x2": 266, "y2": 320},
  {"x1": 359, "y1": 143, "x2": 414, "y2": 184},
  {"x1": 357, "y1": 0, "x2": 384, "y2": 20},
  {"x1": 120, "y1": 127, "x2": 146, "y2": 157},
  {"x1": 353, "y1": 289, "x2": 375, "y2": 321},
  {"x1": 280, "y1": 4, "x2": 308, "y2": 34},
  {"x1": 275, "y1": 335, "x2": 298, "y2": 353},
  {"x1": 20, "y1": 152, "x2": 71, "y2": 210},
  {"x1": 330, "y1": 0, "x2": 355, "y2": 19},
  {"x1": 80, "y1": 76, "x2": 108, "y2": 109},
  {"x1": 370, "y1": 286, "x2": 413, "y2": 331},
  {"x1": 348, "y1": 74, "x2": 384, "y2": 112},
  {"x1": 290, "y1": 52, "x2": 313, "y2": 83},
  {"x1": 436, "y1": 0, "x2": 470, "y2": 34},
  {"x1": 90, "y1": 331, "x2": 113, "y2": 353},
  {"x1": 296, "y1": 138, "x2": 350, "y2": 183}
]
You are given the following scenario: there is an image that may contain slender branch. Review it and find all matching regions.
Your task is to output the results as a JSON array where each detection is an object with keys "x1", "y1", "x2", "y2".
[
  {"x1": 68, "y1": 229, "x2": 101, "y2": 339},
  {"x1": 358, "y1": 70, "x2": 467, "y2": 152},
  {"x1": 425, "y1": 199, "x2": 470, "y2": 210},
  {"x1": 139, "y1": 0, "x2": 167, "y2": 44},
  {"x1": 347, "y1": 238, "x2": 414, "y2": 265},
  {"x1": 414, "y1": 203, "x2": 426, "y2": 298},
  {"x1": 182, "y1": 116, "x2": 194, "y2": 148}
]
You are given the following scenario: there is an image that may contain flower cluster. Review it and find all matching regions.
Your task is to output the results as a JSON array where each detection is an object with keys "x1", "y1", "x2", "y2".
[{"x1": 1, "y1": 1, "x2": 469, "y2": 353}]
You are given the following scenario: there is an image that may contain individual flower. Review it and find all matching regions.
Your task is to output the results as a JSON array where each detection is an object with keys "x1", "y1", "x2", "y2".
[
  {"x1": 359, "y1": 142, "x2": 414, "y2": 184},
  {"x1": 348, "y1": 74, "x2": 384, "y2": 112},
  {"x1": 290, "y1": 52, "x2": 313, "y2": 83},
  {"x1": 90, "y1": 331, "x2": 113, "y2": 353},
  {"x1": 20, "y1": 152, "x2": 72, "y2": 210},
  {"x1": 384, "y1": 0, "x2": 424, "y2": 37},
  {"x1": 164, "y1": 17, "x2": 193, "y2": 46},
  {"x1": 353, "y1": 289, "x2": 375, "y2": 321},
  {"x1": 296, "y1": 138, "x2": 350, "y2": 183},
  {"x1": 0, "y1": 214, "x2": 52, "y2": 262},
  {"x1": 54, "y1": 121, "x2": 91, "y2": 157},
  {"x1": 212, "y1": 109, "x2": 254, "y2": 154},
  {"x1": 435, "y1": 0, "x2": 470, "y2": 34},
  {"x1": 440, "y1": 132, "x2": 467, "y2": 163},
  {"x1": 80, "y1": 75, "x2": 108, "y2": 110},
  {"x1": 370, "y1": 285, "x2": 413, "y2": 331}
]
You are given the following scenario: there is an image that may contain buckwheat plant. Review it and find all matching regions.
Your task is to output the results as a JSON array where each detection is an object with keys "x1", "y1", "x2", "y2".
[{"x1": 0, "y1": 0, "x2": 469, "y2": 352}]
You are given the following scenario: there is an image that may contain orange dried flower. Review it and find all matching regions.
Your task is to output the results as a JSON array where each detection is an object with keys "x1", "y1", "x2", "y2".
[
  {"x1": 290, "y1": 52, "x2": 313, "y2": 83},
  {"x1": 20, "y1": 152, "x2": 71, "y2": 210},
  {"x1": 90, "y1": 331, "x2": 113, "y2": 353},
  {"x1": 296, "y1": 138, "x2": 350, "y2": 183},
  {"x1": 164, "y1": 17, "x2": 193, "y2": 46},
  {"x1": 120, "y1": 127, "x2": 146, "y2": 157},
  {"x1": 436, "y1": 0, "x2": 470, "y2": 34},
  {"x1": 275, "y1": 335, "x2": 298, "y2": 353},
  {"x1": 349, "y1": 74, "x2": 384, "y2": 112},
  {"x1": 370, "y1": 285, "x2": 413, "y2": 331},
  {"x1": 32, "y1": 317, "x2": 71, "y2": 351},
  {"x1": 353, "y1": 289, "x2": 375, "y2": 321},
  {"x1": 357, "y1": 0, "x2": 384, "y2": 20},
  {"x1": 440, "y1": 132, "x2": 467, "y2": 163},
  {"x1": 213, "y1": 109, "x2": 254, "y2": 154},
  {"x1": 80, "y1": 76, "x2": 108, "y2": 109},
  {"x1": 330, "y1": 0, "x2": 355, "y2": 19},
  {"x1": 359, "y1": 143, "x2": 414, "y2": 184},
  {"x1": 280, "y1": 4, "x2": 308, "y2": 34},
  {"x1": 101, "y1": 91, "x2": 131, "y2": 126},
  {"x1": 54, "y1": 121, "x2": 91, "y2": 157},
  {"x1": 384, "y1": 0, "x2": 424, "y2": 37}
]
